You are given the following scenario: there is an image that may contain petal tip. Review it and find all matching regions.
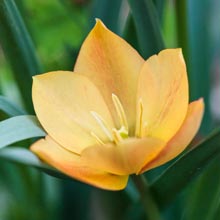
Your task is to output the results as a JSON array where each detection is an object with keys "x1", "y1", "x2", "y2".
[
  {"x1": 193, "y1": 97, "x2": 205, "y2": 114},
  {"x1": 94, "y1": 18, "x2": 106, "y2": 30}
]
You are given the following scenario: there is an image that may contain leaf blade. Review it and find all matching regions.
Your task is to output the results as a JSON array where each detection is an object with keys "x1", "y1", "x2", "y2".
[
  {"x1": 0, "y1": 95, "x2": 26, "y2": 117},
  {"x1": 150, "y1": 129, "x2": 220, "y2": 209},
  {"x1": 0, "y1": 146, "x2": 68, "y2": 179},
  {"x1": 128, "y1": 0, "x2": 165, "y2": 58},
  {"x1": 0, "y1": 0, "x2": 42, "y2": 112},
  {"x1": 0, "y1": 115, "x2": 45, "y2": 149}
]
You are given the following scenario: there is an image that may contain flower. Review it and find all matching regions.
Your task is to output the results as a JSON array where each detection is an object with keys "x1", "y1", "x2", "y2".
[{"x1": 30, "y1": 20, "x2": 204, "y2": 190}]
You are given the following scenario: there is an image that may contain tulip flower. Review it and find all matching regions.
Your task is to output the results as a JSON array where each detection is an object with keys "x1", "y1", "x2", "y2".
[{"x1": 30, "y1": 20, "x2": 204, "y2": 190}]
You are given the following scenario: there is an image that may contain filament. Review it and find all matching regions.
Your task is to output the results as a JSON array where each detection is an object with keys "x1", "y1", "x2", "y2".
[
  {"x1": 90, "y1": 111, "x2": 113, "y2": 141},
  {"x1": 112, "y1": 93, "x2": 128, "y2": 132},
  {"x1": 90, "y1": 131, "x2": 105, "y2": 145}
]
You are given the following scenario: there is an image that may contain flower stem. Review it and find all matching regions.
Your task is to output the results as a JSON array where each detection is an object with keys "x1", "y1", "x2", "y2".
[{"x1": 131, "y1": 175, "x2": 161, "y2": 220}]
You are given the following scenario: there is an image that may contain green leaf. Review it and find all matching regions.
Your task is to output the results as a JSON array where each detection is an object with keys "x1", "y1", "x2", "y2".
[
  {"x1": 0, "y1": 146, "x2": 69, "y2": 180},
  {"x1": 150, "y1": 128, "x2": 220, "y2": 209},
  {"x1": 0, "y1": 95, "x2": 26, "y2": 117},
  {"x1": 0, "y1": 0, "x2": 42, "y2": 113},
  {"x1": 175, "y1": 0, "x2": 189, "y2": 59},
  {"x1": 0, "y1": 115, "x2": 45, "y2": 149},
  {"x1": 186, "y1": 0, "x2": 213, "y2": 134},
  {"x1": 0, "y1": 146, "x2": 47, "y2": 168},
  {"x1": 128, "y1": 0, "x2": 165, "y2": 58},
  {"x1": 123, "y1": 15, "x2": 140, "y2": 52},
  {"x1": 90, "y1": 0, "x2": 123, "y2": 34},
  {"x1": 153, "y1": 0, "x2": 165, "y2": 23},
  {"x1": 183, "y1": 156, "x2": 220, "y2": 220}
]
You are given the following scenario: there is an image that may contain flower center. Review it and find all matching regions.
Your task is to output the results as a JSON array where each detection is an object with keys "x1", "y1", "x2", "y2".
[{"x1": 90, "y1": 93, "x2": 129, "y2": 145}]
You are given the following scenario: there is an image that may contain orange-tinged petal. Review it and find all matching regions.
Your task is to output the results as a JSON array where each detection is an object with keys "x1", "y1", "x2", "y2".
[
  {"x1": 140, "y1": 98, "x2": 204, "y2": 173},
  {"x1": 31, "y1": 136, "x2": 128, "y2": 190},
  {"x1": 32, "y1": 71, "x2": 115, "y2": 154},
  {"x1": 137, "y1": 49, "x2": 188, "y2": 141},
  {"x1": 82, "y1": 137, "x2": 165, "y2": 175},
  {"x1": 74, "y1": 20, "x2": 144, "y2": 132}
]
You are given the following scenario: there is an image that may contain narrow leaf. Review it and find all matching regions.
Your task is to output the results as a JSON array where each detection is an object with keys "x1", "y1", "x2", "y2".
[
  {"x1": 0, "y1": 95, "x2": 26, "y2": 116},
  {"x1": 123, "y1": 15, "x2": 140, "y2": 52},
  {"x1": 153, "y1": 0, "x2": 165, "y2": 23},
  {"x1": 0, "y1": 0, "x2": 42, "y2": 112},
  {"x1": 0, "y1": 146, "x2": 68, "y2": 179},
  {"x1": 128, "y1": 0, "x2": 165, "y2": 58},
  {"x1": 183, "y1": 156, "x2": 220, "y2": 220},
  {"x1": 0, "y1": 146, "x2": 47, "y2": 168},
  {"x1": 187, "y1": 0, "x2": 213, "y2": 134},
  {"x1": 90, "y1": 0, "x2": 123, "y2": 33},
  {"x1": 150, "y1": 129, "x2": 220, "y2": 209},
  {"x1": 0, "y1": 115, "x2": 45, "y2": 149}
]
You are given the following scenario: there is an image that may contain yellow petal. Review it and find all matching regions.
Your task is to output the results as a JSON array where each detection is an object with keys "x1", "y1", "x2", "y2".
[
  {"x1": 140, "y1": 98, "x2": 204, "y2": 173},
  {"x1": 137, "y1": 49, "x2": 188, "y2": 141},
  {"x1": 81, "y1": 137, "x2": 165, "y2": 175},
  {"x1": 31, "y1": 136, "x2": 128, "y2": 190},
  {"x1": 74, "y1": 20, "x2": 144, "y2": 132},
  {"x1": 32, "y1": 71, "x2": 115, "y2": 154}
]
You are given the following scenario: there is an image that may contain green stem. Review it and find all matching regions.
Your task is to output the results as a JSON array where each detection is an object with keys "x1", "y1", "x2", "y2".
[{"x1": 131, "y1": 175, "x2": 161, "y2": 220}]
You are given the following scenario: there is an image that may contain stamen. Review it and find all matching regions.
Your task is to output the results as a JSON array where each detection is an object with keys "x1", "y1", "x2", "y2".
[
  {"x1": 142, "y1": 122, "x2": 148, "y2": 137},
  {"x1": 90, "y1": 132, "x2": 105, "y2": 145},
  {"x1": 112, "y1": 94, "x2": 128, "y2": 132},
  {"x1": 90, "y1": 111, "x2": 113, "y2": 141},
  {"x1": 112, "y1": 128, "x2": 123, "y2": 145},
  {"x1": 136, "y1": 99, "x2": 144, "y2": 137}
]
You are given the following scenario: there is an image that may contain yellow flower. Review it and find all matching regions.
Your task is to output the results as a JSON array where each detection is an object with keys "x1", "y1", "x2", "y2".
[{"x1": 31, "y1": 20, "x2": 204, "y2": 190}]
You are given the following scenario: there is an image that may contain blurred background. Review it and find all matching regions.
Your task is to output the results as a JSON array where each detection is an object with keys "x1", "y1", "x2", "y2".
[{"x1": 0, "y1": 0, "x2": 220, "y2": 219}]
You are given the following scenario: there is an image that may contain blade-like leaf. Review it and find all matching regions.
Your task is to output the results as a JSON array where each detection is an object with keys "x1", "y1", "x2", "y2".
[
  {"x1": 153, "y1": 0, "x2": 165, "y2": 23},
  {"x1": 187, "y1": 0, "x2": 213, "y2": 134},
  {"x1": 128, "y1": 0, "x2": 165, "y2": 58},
  {"x1": 150, "y1": 129, "x2": 220, "y2": 209},
  {"x1": 0, "y1": 95, "x2": 26, "y2": 117},
  {"x1": 0, "y1": 115, "x2": 45, "y2": 149},
  {"x1": 0, "y1": 146, "x2": 68, "y2": 179},
  {"x1": 0, "y1": 0, "x2": 42, "y2": 113},
  {"x1": 0, "y1": 146, "x2": 47, "y2": 168},
  {"x1": 90, "y1": 0, "x2": 123, "y2": 33},
  {"x1": 123, "y1": 15, "x2": 140, "y2": 52},
  {"x1": 175, "y1": 0, "x2": 189, "y2": 59},
  {"x1": 183, "y1": 155, "x2": 220, "y2": 220}
]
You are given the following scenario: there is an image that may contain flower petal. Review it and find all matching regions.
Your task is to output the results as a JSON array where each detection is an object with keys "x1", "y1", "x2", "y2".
[
  {"x1": 32, "y1": 71, "x2": 115, "y2": 154},
  {"x1": 137, "y1": 49, "x2": 188, "y2": 141},
  {"x1": 74, "y1": 20, "x2": 144, "y2": 132},
  {"x1": 31, "y1": 136, "x2": 128, "y2": 190},
  {"x1": 81, "y1": 137, "x2": 165, "y2": 175},
  {"x1": 140, "y1": 98, "x2": 204, "y2": 173}
]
